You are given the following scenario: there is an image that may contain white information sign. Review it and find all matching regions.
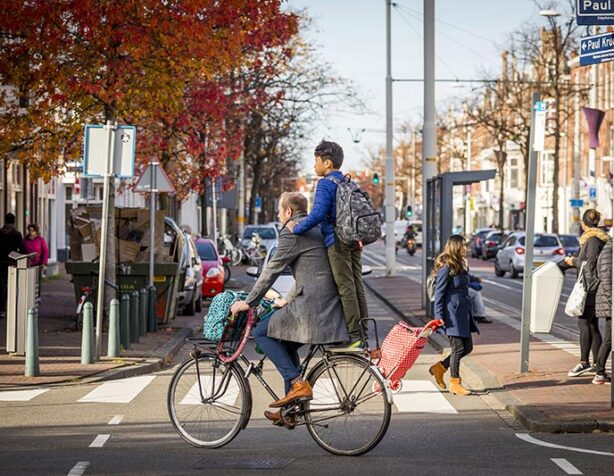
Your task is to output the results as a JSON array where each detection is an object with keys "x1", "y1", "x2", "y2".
[
  {"x1": 533, "y1": 102, "x2": 547, "y2": 152},
  {"x1": 83, "y1": 125, "x2": 136, "y2": 178}
]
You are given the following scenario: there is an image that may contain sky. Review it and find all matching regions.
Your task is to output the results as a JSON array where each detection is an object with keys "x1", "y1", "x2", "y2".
[{"x1": 285, "y1": 0, "x2": 553, "y2": 172}]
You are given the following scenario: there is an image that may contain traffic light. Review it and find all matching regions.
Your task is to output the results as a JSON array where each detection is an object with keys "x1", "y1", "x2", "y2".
[
  {"x1": 405, "y1": 205, "x2": 413, "y2": 218},
  {"x1": 372, "y1": 173, "x2": 380, "y2": 185}
]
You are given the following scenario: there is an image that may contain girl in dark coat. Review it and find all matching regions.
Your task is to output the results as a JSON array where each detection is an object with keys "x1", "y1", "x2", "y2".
[
  {"x1": 428, "y1": 235, "x2": 479, "y2": 396},
  {"x1": 564, "y1": 209, "x2": 609, "y2": 377},
  {"x1": 593, "y1": 239, "x2": 612, "y2": 384}
]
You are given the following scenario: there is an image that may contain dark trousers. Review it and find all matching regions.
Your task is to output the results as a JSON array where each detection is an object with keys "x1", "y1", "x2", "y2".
[
  {"x1": 0, "y1": 265, "x2": 7, "y2": 314},
  {"x1": 327, "y1": 242, "x2": 368, "y2": 339},
  {"x1": 442, "y1": 336, "x2": 473, "y2": 378},
  {"x1": 578, "y1": 304, "x2": 602, "y2": 364},
  {"x1": 596, "y1": 318, "x2": 612, "y2": 376},
  {"x1": 253, "y1": 320, "x2": 303, "y2": 394}
]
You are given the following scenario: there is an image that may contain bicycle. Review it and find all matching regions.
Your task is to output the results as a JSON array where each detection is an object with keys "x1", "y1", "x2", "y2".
[
  {"x1": 75, "y1": 270, "x2": 118, "y2": 331},
  {"x1": 167, "y1": 306, "x2": 392, "y2": 456}
]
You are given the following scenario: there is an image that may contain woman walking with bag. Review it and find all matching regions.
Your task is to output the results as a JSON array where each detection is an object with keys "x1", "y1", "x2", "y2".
[
  {"x1": 428, "y1": 235, "x2": 479, "y2": 396},
  {"x1": 594, "y1": 238, "x2": 612, "y2": 384},
  {"x1": 564, "y1": 209, "x2": 609, "y2": 377}
]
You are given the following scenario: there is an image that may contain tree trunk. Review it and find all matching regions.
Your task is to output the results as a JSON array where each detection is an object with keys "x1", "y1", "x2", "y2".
[{"x1": 498, "y1": 165, "x2": 506, "y2": 230}]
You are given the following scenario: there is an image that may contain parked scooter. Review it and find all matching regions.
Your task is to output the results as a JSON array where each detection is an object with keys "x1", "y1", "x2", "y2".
[{"x1": 406, "y1": 238, "x2": 416, "y2": 256}]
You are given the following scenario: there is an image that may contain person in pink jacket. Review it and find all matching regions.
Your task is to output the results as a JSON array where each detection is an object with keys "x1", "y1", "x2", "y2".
[{"x1": 24, "y1": 223, "x2": 49, "y2": 268}]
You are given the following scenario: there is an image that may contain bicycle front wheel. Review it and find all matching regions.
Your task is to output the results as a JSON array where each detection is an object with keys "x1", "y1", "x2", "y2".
[
  {"x1": 167, "y1": 354, "x2": 251, "y2": 448},
  {"x1": 305, "y1": 355, "x2": 391, "y2": 456}
]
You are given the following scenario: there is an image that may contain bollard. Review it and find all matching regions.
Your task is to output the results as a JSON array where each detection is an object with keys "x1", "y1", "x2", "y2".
[
  {"x1": 130, "y1": 291, "x2": 139, "y2": 344},
  {"x1": 107, "y1": 298, "x2": 120, "y2": 358},
  {"x1": 25, "y1": 308, "x2": 39, "y2": 376},
  {"x1": 147, "y1": 286, "x2": 157, "y2": 333},
  {"x1": 81, "y1": 302, "x2": 94, "y2": 364},
  {"x1": 120, "y1": 294, "x2": 130, "y2": 350},
  {"x1": 139, "y1": 287, "x2": 148, "y2": 337}
]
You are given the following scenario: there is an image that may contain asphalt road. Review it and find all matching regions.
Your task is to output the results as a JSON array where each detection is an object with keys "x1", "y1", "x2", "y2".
[{"x1": 1, "y1": 267, "x2": 613, "y2": 475}]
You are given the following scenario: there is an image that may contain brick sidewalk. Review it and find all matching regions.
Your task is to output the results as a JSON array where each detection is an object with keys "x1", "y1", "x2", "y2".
[
  {"x1": 0, "y1": 268, "x2": 200, "y2": 388},
  {"x1": 365, "y1": 275, "x2": 614, "y2": 432}
]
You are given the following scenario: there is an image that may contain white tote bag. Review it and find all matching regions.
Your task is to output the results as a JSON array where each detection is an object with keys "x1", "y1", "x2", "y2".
[{"x1": 565, "y1": 262, "x2": 587, "y2": 317}]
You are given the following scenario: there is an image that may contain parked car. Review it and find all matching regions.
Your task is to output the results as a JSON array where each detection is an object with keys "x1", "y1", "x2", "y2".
[
  {"x1": 469, "y1": 227, "x2": 497, "y2": 258},
  {"x1": 240, "y1": 225, "x2": 278, "y2": 252},
  {"x1": 495, "y1": 232, "x2": 564, "y2": 278},
  {"x1": 195, "y1": 238, "x2": 225, "y2": 299},
  {"x1": 481, "y1": 230, "x2": 508, "y2": 260},
  {"x1": 177, "y1": 234, "x2": 203, "y2": 315},
  {"x1": 558, "y1": 234, "x2": 580, "y2": 257}
]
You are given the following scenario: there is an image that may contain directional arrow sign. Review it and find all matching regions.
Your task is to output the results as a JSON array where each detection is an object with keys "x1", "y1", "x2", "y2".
[
  {"x1": 576, "y1": 0, "x2": 614, "y2": 25},
  {"x1": 134, "y1": 161, "x2": 175, "y2": 193},
  {"x1": 580, "y1": 32, "x2": 614, "y2": 66}
]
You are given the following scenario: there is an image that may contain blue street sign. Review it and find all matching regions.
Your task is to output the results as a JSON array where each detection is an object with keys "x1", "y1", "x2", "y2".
[
  {"x1": 576, "y1": 0, "x2": 614, "y2": 25},
  {"x1": 570, "y1": 199, "x2": 584, "y2": 208},
  {"x1": 580, "y1": 31, "x2": 614, "y2": 66},
  {"x1": 534, "y1": 101, "x2": 547, "y2": 112},
  {"x1": 255, "y1": 196, "x2": 262, "y2": 212},
  {"x1": 589, "y1": 185, "x2": 598, "y2": 199}
]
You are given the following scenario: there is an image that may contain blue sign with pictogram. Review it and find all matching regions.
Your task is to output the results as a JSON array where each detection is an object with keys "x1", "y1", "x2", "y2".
[
  {"x1": 589, "y1": 185, "x2": 598, "y2": 199},
  {"x1": 580, "y1": 31, "x2": 614, "y2": 66},
  {"x1": 576, "y1": 0, "x2": 614, "y2": 25}
]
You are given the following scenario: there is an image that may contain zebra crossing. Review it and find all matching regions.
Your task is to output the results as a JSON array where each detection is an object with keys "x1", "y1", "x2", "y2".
[{"x1": 0, "y1": 374, "x2": 460, "y2": 414}]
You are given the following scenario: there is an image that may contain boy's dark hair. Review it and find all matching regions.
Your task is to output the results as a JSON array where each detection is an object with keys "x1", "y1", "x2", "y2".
[
  {"x1": 5, "y1": 213, "x2": 15, "y2": 225},
  {"x1": 314, "y1": 140, "x2": 344, "y2": 169}
]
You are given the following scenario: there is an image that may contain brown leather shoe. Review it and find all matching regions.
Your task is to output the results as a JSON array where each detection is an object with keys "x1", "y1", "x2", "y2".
[
  {"x1": 270, "y1": 380, "x2": 313, "y2": 408},
  {"x1": 264, "y1": 410, "x2": 296, "y2": 429}
]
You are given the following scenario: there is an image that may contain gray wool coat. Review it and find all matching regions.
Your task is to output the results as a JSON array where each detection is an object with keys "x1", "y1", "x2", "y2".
[{"x1": 246, "y1": 214, "x2": 349, "y2": 344}]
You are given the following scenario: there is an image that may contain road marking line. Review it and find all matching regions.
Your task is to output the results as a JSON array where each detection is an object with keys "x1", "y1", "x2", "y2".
[
  {"x1": 67, "y1": 461, "x2": 90, "y2": 476},
  {"x1": 0, "y1": 388, "x2": 49, "y2": 401},
  {"x1": 180, "y1": 376, "x2": 239, "y2": 406},
  {"x1": 107, "y1": 415, "x2": 124, "y2": 425},
  {"x1": 89, "y1": 434, "x2": 110, "y2": 448},
  {"x1": 78, "y1": 375, "x2": 155, "y2": 403},
  {"x1": 393, "y1": 380, "x2": 458, "y2": 414},
  {"x1": 481, "y1": 279, "x2": 521, "y2": 292},
  {"x1": 516, "y1": 433, "x2": 614, "y2": 457},
  {"x1": 551, "y1": 458, "x2": 582, "y2": 475}
]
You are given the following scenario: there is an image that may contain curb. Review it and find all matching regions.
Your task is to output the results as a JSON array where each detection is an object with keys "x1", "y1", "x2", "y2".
[{"x1": 364, "y1": 278, "x2": 614, "y2": 434}]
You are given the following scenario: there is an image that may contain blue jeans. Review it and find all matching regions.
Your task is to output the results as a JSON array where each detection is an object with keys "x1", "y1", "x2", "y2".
[{"x1": 253, "y1": 319, "x2": 303, "y2": 394}]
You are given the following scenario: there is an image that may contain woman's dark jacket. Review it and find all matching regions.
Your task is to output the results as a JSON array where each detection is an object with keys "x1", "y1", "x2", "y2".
[
  {"x1": 595, "y1": 240, "x2": 612, "y2": 319},
  {"x1": 434, "y1": 265, "x2": 479, "y2": 338},
  {"x1": 571, "y1": 227, "x2": 609, "y2": 306}
]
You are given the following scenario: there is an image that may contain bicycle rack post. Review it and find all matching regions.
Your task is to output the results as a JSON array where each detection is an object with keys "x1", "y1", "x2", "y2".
[
  {"x1": 120, "y1": 294, "x2": 130, "y2": 350},
  {"x1": 139, "y1": 287, "x2": 148, "y2": 337},
  {"x1": 130, "y1": 291, "x2": 139, "y2": 344},
  {"x1": 107, "y1": 298, "x2": 120, "y2": 358},
  {"x1": 25, "y1": 308, "x2": 39, "y2": 376},
  {"x1": 147, "y1": 285, "x2": 157, "y2": 333},
  {"x1": 81, "y1": 302, "x2": 94, "y2": 364}
]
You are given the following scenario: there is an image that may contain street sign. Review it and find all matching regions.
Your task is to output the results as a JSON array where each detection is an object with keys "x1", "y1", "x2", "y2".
[
  {"x1": 589, "y1": 185, "x2": 598, "y2": 199},
  {"x1": 570, "y1": 198, "x2": 585, "y2": 207},
  {"x1": 533, "y1": 101, "x2": 547, "y2": 152},
  {"x1": 576, "y1": 0, "x2": 614, "y2": 25},
  {"x1": 255, "y1": 196, "x2": 262, "y2": 213},
  {"x1": 580, "y1": 32, "x2": 614, "y2": 66},
  {"x1": 134, "y1": 161, "x2": 175, "y2": 193},
  {"x1": 83, "y1": 125, "x2": 136, "y2": 178}
]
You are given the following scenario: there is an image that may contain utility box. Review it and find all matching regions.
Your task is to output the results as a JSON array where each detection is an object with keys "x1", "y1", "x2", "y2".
[
  {"x1": 6, "y1": 252, "x2": 39, "y2": 355},
  {"x1": 530, "y1": 261, "x2": 564, "y2": 333}
]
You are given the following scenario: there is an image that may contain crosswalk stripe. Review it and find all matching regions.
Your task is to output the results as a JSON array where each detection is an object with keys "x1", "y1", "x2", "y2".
[
  {"x1": 78, "y1": 375, "x2": 155, "y2": 403},
  {"x1": 179, "y1": 376, "x2": 239, "y2": 406},
  {"x1": 0, "y1": 388, "x2": 49, "y2": 401},
  {"x1": 393, "y1": 380, "x2": 458, "y2": 414}
]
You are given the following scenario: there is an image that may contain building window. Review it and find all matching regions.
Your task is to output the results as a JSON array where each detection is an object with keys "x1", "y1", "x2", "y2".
[
  {"x1": 540, "y1": 151, "x2": 554, "y2": 186},
  {"x1": 507, "y1": 156, "x2": 519, "y2": 189},
  {"x1": 66, "y1": 186, "x2": 73, "y2": 202}
]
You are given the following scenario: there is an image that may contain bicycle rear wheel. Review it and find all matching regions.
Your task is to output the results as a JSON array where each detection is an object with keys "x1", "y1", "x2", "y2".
[
  {"x1": 304, "y1": 355, "x2": 391, "y2": 456},
  {"x1": 168, "y1": 354, "x2": 251, "y2": 448}
]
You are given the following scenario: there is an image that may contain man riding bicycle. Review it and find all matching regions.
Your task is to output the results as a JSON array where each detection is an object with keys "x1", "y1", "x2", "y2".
[{"x1": 230, "y1": 192, "x2": 348, "y2": 425}]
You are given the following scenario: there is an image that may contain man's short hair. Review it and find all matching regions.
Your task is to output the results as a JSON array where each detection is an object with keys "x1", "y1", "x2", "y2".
[
  {"x1": 280, "y1": 192, "x2": 308, "y2": 215},
  {"x1": 314, "y1": 140, "x2": 344, "y2": 169},
  {"x1": 5, "y1": 213, "x2": 15, "y2": 225}
]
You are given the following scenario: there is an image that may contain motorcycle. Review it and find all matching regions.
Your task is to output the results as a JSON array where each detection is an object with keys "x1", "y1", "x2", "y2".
[{"x1": 406, "y1": 238, "x2": 416, "y2": 256}]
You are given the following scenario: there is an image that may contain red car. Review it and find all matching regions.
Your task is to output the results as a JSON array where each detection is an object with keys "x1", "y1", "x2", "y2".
[{"x1": 195, "y1": 238, "x2": 225, "y2": 298}]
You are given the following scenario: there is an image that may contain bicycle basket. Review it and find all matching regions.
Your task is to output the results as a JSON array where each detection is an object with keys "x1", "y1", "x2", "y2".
[{"x1": 216, "y1": 308, "x2": 254, "y2": 363}]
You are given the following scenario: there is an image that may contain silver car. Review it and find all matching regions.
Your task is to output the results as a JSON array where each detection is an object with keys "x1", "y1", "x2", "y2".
[
  {"x1": 240, "y1": 225, "x2": 279, "y2": 252},
  {"x1": 494, "y1": 232, "x2": 564, "y2": 278}
]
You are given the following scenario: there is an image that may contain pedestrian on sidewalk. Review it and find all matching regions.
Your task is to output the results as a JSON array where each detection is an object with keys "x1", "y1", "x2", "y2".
[
  {"x1": 563, "y1": 209, "x2": 609, "y2": 378},
  {"x1": 0, "y1": 213, "x2": 25, "y2": 318},
  {"x1": 594, "y1": 238, "x2": 612, "y2": 384},
  {"x1": 428, "y1": 234, "x2": 479, "y2": 396},
  {"x1": 24, "y1": 224, "x2": 48, "y2": 268}
]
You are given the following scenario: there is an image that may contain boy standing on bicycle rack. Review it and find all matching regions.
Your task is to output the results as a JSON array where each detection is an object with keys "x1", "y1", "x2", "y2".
[{"x1": 231, "y1": 192, "x2": 348, "y2": 425}]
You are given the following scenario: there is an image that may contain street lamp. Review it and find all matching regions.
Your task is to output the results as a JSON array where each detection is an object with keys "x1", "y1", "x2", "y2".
[{"x1": 539, "y1": 9, "x2": 561, "y2": 18}]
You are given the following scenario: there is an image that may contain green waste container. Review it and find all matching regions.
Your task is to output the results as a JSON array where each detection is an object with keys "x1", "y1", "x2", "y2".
[{"x1": 66, "y1": 262, "x2": 180, "y2": 325}]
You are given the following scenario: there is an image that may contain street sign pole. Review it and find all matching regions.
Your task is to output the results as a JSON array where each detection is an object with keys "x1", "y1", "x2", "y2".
[
  {"x1": 149, "y1": 160, "x2": 158, "y2": 289},
  {"x1": 95, "y1": 120, "x2": 115, "y2": 360},
  {"x1": 520, "y1": 93, "x2": 542, "y2": 373},
  {"x1": 212, "y1": 178, "x2": 218, "y2": 242},
  {"x1": 384, "y1": 0, "x2": 396, "y2": 277}
]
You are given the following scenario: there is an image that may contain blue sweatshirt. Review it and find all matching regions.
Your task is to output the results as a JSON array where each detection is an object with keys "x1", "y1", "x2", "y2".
[{"x1": 292, "y1": 170, "x2": 344, "y2": 248}]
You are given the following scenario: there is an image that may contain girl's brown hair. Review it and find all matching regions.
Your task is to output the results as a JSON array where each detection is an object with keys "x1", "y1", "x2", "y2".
[{"x1": 432, "y1": 234, "x2": 467, "y2": 276}]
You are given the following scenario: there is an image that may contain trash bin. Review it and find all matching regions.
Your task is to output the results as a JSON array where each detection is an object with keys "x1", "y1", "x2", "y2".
[
  {"x1": 6, "y1": 252, "x2": 39, "y2": 355},
  {"x1": 530, "y1": 261, "x2": 564, "y2": 333},
  {"x1": 65, "y1": 261, "x2": 180, "y2": 325}
]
